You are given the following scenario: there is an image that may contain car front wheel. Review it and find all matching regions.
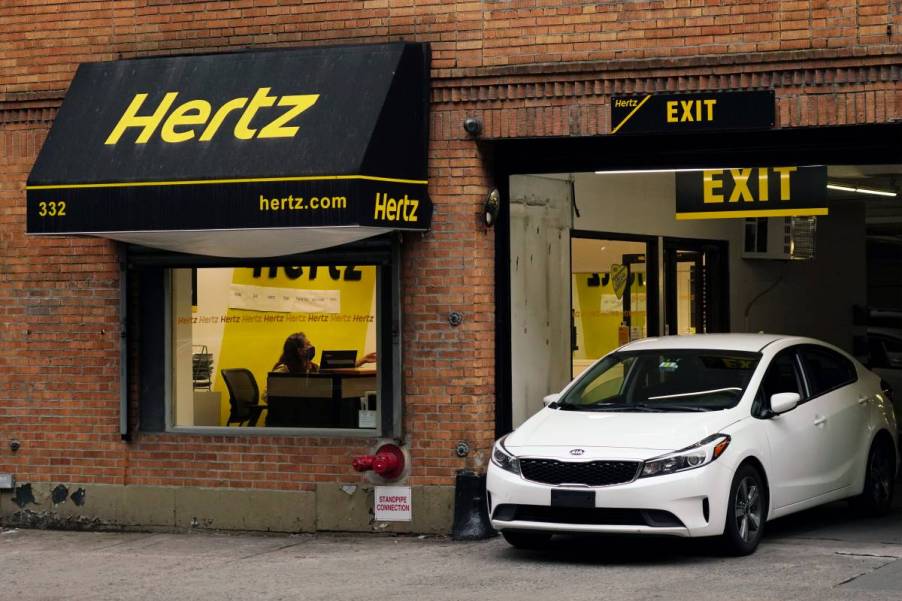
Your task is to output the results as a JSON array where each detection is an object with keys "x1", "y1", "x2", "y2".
[
  {"x1": 501, "y1": 530, "x2": 552, "y2": 549},
  {"x1": 721, "y1": 464, "x2": 766, "y2": 556}
]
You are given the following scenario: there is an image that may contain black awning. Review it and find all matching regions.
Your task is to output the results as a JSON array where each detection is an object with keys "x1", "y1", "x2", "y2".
[{"x1": 26, "y1": 42, "x2": 431, "y2": 256}]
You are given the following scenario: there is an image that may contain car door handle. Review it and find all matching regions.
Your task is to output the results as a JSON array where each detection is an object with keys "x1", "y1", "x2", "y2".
[
  {"x1": 814, "y1": 416, "x2": 827, "y2": 426},
  {"x1": 857, "y1": 397, "x2": 870, "y2": 406}
]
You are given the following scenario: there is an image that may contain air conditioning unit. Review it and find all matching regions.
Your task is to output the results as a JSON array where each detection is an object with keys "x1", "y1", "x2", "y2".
[{"x1": 742, "y1": 216, "x2": 817, "y2": 260}]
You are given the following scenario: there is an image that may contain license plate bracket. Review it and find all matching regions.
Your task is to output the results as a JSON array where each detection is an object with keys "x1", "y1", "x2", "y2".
[{"x1": 550, "y1": 489, "x2": 595, "y2": 508}]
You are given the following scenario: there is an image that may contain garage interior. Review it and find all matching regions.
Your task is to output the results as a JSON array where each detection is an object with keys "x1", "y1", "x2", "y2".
[{"x1": 508, "y1": 165, "x2": 902, "y2": 427}]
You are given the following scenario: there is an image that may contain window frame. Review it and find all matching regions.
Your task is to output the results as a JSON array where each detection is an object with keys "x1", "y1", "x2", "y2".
[
  {"x1": 753, "y1": 346, "x2": 809, "y2": 418},
  {"x1": 130, "y1": 235, "x2": 403, "y2": 439}
]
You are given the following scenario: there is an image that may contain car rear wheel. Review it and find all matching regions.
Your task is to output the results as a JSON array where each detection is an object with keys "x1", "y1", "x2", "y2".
[
  {"x1": 853, "y1": 437, "x2": 895, "y2": 516},
  {"x1": 720, "y1": 464, "x2": 766, "y2": 556},
  {"x1": 501, "y1": 530, "x2": 552, "y2": 549}
]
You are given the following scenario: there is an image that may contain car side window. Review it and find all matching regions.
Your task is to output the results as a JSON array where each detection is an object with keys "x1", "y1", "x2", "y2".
[
  {"x1": 798, "y1": 346, "x2": 857, "y2": 397},
  {"x1": 753, "y1": 350, "x2": 803, "y2": 417}
]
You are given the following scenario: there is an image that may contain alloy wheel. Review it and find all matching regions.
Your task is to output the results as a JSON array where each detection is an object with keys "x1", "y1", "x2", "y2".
[{"x1": 734, "y1": 476, "x2": 762, "y2": 543}]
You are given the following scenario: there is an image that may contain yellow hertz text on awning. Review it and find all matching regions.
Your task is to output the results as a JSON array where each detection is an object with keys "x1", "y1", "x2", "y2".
[
  {"x1": 103, "y1": 88, "x2": 320, "y2": 145},
  {"x1": 675, "y1": 166, "x2": 828, "y2": 220}
]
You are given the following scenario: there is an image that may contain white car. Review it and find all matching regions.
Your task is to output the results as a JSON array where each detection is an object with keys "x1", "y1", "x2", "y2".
[{"x1": 488, "y1": 334, "x2": 899, "y2": 555}]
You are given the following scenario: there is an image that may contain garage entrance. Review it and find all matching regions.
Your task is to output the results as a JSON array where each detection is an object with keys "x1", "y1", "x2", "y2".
[{"x1": 493, "y1": 123, "x2": 902, "y2": 433}]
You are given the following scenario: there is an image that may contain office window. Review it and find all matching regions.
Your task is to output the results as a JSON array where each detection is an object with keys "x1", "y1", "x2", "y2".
[{"x1": 170, "y1": 265, "x2": 380, "y2": 431}]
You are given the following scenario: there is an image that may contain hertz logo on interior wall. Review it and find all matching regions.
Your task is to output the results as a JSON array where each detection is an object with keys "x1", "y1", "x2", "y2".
[
  {"x1": 675, "y1": 166, "x2": 828, "y2": 220},
  {"x1": 188, "y1": 266, "x2": 377, "y2": 425}
]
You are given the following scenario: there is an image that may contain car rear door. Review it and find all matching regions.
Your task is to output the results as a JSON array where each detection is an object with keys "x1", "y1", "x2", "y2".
[
  {"x1": 797, "y1": 345, "x2": 867, "y2": 491},
  {"x1": 757, "y1": 347, "x2": 834, "y2": 508}
]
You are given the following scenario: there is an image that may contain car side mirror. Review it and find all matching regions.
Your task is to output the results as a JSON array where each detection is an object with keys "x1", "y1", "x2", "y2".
[
  {"x1": 543, "y1": 393, "x2": 561, "y2": 407},
  {"x1": 770, "y1": 392, "x2": 800, "y2": 415}
]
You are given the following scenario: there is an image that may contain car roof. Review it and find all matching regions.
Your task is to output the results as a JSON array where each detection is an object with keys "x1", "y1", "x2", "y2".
[{"x1": 618, "y1": 333, "x2": 798, "y2": 353}]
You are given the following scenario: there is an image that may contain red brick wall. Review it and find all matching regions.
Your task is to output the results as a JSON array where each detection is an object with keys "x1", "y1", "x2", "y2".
[
  {"x1": 0, "y1": 125, "x2": 126, "y2": 484},
  {"x1": 3, "y1": 0, "x2": 902, "y2": 93},
  {"x1": 2, "y1": 0, "x2": 902, "y2": 494}
]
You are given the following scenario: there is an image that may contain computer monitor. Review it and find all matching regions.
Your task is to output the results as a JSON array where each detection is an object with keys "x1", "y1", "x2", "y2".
[{"x1": 319, "y1": 350, "x2": 358, "y2": 370}]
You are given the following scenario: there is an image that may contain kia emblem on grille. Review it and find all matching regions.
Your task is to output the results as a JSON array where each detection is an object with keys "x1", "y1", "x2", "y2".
[{"x1": 569, "y1": 448, "x2": 585, "y2": 456}]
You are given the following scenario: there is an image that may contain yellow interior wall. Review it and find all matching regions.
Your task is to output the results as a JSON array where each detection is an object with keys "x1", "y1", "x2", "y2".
[{"x1": 573, "y1": 272, "x2": 647, "y2": 361}]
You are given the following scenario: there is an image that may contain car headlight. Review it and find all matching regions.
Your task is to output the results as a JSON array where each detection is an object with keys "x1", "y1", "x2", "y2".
[
  {"x1": 491, "y1": 435, "x2": 521, "y2": 475},
  {"x1": 640, "y1": 434, "x2": 730, "y2": 478}
]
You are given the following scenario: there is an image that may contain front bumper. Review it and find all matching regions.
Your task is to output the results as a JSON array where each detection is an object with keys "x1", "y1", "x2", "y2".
[{"x1": 486, "y1": 459, "x2": 734, "y2": 538}]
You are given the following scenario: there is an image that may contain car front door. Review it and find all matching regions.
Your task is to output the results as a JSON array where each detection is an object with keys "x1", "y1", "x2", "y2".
[
  {"x1": 797, "y1": 345, "x2": 868, "y2": 491},
  {"x1": 757, "y1": 348, "x2": 835, "y2": 509}
]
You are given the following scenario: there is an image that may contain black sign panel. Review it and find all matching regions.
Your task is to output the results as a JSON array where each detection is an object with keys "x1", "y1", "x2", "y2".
[
  {"x1": 27, "y1": 43, "x2": 431, "y2": 235},
  {"x1": 610, "y1": 91, "x2": 774, "y2": 135},
  {"x1": 675, "y1": 166, "x2": 827, "y2": 220},
  {"x1": 28, "y1": 178, "x2": 427, "y2": 233}
]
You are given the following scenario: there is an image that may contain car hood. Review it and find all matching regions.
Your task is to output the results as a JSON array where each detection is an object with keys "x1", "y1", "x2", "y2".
[{"x1": 505, "y1": 407, "x2": 741, "y2": 453}]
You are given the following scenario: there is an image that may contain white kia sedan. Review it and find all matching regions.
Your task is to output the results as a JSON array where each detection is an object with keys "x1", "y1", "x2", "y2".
[{"x1": 488, "y1": 334, "x2": 899, "y2": 555}]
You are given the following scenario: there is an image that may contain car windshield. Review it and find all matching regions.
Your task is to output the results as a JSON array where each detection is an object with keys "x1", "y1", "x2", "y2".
[{"x1": 558, "y1": 349, "x2": 761, "y2": 412}]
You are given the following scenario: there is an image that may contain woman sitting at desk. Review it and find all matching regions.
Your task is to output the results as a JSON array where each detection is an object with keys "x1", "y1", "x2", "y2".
[
  {"x1": 272, "y1": 332, "x2": 377, "y2": 374},
  {"x1": 272, "y1": 332, "x2": 318, "y2": 374}
]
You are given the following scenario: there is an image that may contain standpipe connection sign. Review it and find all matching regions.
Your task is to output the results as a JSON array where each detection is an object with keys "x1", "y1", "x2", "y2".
[
  {"x1": 610, "y1": 90, "x2": 774, "y2": 135},
  {"x1": 26, "y1": 43, "x2": 432, "y2": 235},
  {"x1": 675, "y1": 166, "x2": 828, "y2": 220}
]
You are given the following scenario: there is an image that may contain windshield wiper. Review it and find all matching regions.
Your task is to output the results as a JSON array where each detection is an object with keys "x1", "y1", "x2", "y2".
[
  {"x1": 563, "y1": 402, "x2": 718, "y2": 412},
  {"x1": 640, "y1": 404, "x2": 715, "y2": 412},
  {"x1": 561, "y1": 402, "x2": 661, "y2": 412},
  {"x1": 647, "y1": 387, "x2": 741, "y2": 401}
]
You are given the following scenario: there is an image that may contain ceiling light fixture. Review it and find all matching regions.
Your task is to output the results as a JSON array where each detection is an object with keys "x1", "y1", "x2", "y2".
[
  {"x1": 595, "y1": 165, "x2": 826, "y2": 176},
  {"x1": 827, "y1": 184, "x2": 897, "y2": 197},
  {"x1": 594, "y1": 168, "x2": 716, "y2": 175}
]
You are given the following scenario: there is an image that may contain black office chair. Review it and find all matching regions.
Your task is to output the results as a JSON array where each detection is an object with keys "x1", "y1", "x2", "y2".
[{"x1": 221, "y1": 368, "x2": 267, "y2": 427}]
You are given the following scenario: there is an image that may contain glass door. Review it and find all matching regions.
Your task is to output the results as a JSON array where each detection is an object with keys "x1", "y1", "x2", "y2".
[
  {"x1": 663, "y1": 240, "x2": 729, "y2": 336},
  {"x1": 570, "y1": 235, "x2": 658, "y2": 377}
]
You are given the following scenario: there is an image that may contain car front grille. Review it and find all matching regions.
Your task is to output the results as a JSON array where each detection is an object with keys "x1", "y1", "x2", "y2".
[
  {"x1": 519, "y1": 458, "x2": 640, "y2": 486},
  {"x1": 492, "y1": 504, "x2": 685, "y2": 528}
]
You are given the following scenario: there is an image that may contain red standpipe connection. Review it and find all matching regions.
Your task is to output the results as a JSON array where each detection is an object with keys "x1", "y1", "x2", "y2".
[{"x1": 352, "y1": 443, "x2": 405, "y2": 480}]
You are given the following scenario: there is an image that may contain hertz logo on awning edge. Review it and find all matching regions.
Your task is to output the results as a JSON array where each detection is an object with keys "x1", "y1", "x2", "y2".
[
  {"x1": 104, "y1": 87, "x2": 319, "y2": 144},
  {"x1": 374, "y1": 192, "x2": 419, "y2": 223}
]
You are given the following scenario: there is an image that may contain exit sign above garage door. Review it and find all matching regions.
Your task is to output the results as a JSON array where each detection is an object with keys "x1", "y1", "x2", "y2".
[
  {"x1": 610, "y1": 90, "x2": 774, "y2": 135},
  {"x1": 675, "y1": 166, "x2": 828, "y2": 220}
]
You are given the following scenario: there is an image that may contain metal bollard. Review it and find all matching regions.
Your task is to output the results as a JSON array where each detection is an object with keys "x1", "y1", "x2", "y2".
[{"x1": 451, "y1": 469, "x2": 496, "y2": 540}]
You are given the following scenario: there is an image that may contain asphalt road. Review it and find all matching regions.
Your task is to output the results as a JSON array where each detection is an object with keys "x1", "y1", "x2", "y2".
[{"x1": 2, "y1": 500, "x2": 902, "y2": 601}]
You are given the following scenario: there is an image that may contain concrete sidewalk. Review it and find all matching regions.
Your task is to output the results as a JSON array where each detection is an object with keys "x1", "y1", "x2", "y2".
[{"x1": 3, "y1": 499, "x2": 902, "y2": 601}]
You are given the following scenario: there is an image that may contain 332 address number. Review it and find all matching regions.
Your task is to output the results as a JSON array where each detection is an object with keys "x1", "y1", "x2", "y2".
[{"x1": 37, "y1": 201, "x2": 66, "y2": 217}]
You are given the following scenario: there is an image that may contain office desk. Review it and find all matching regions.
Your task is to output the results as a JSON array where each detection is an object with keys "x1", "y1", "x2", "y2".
[{"x1": 265, "y1": 370, "x2": 377, "y2": 428}]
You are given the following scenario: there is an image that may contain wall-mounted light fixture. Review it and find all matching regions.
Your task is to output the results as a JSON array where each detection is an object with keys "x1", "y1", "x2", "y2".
[
  {"x1": 463, "y1": 117, "x2": 482, "y2": 137},
  {"x1": 484, "y1": 188, "x2": 500, "y2": 227}
]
